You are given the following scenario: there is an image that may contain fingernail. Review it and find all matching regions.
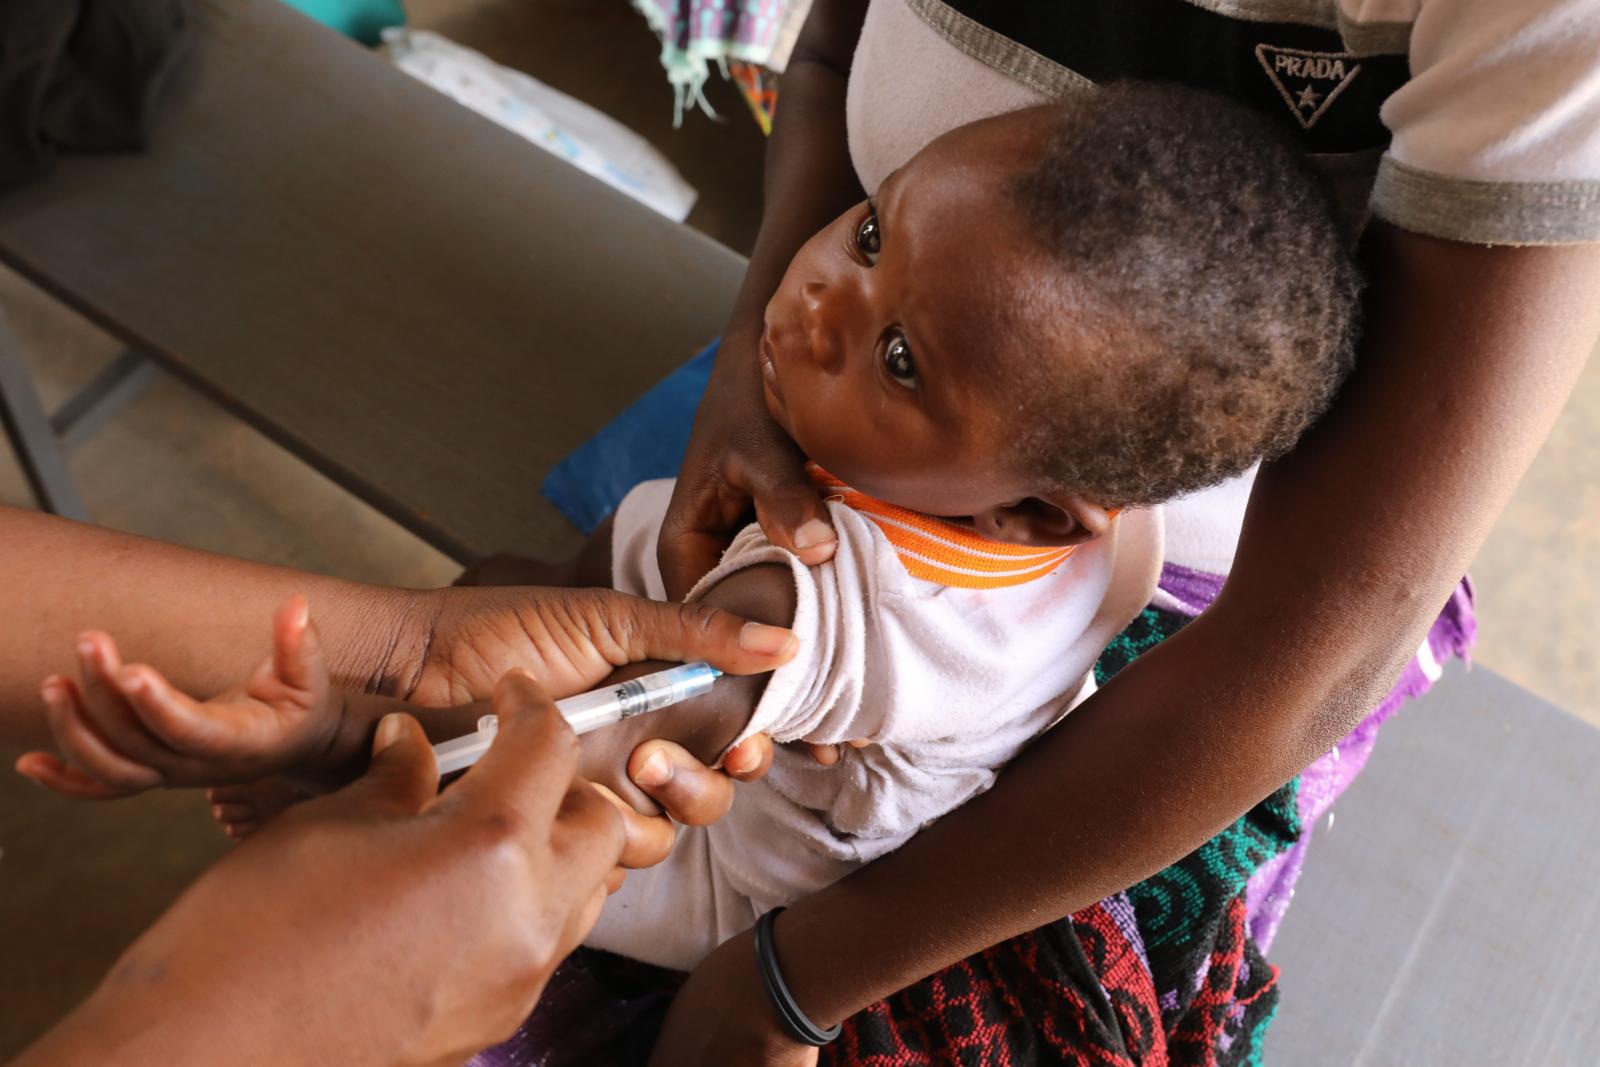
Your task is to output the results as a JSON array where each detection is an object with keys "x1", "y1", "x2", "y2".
[
  {"x1": 793, "y1": 520, "x2": 835, "y2": 550},
  {"x1": 374, "y1": 713, "x2": 405, "y2": 753},
  {"x1": 740, "y1": 622, "x2": 796, "y2": 656},
  {"x1": 725, "y1": 744, "x2": 759, "y2": 775},
  {"x1": 633, "y1": 752, "x2": 671, "y2": 788},
  {"x1": 76, "y1": 640, "x2": 95, "y2": 662}
]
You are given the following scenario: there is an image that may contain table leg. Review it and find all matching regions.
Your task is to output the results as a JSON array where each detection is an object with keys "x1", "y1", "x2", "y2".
[{"x1": 0, "y1": 305, "x2": 89, "y2": 521}]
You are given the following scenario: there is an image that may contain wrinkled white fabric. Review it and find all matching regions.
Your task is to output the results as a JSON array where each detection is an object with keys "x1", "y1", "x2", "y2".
[{"x1": 587, "y1": 479, "x2": 1161, "y2": 970}]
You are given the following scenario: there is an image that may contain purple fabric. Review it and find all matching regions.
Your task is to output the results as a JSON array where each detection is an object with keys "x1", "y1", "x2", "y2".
[
  {"x1": 1156, "y1": 561, "x2": 1227, "y2": 616},
  {"x1": 1243, "y1": 579, "x2": 1477, "y2": 950},
  {"x1": 1156, "y1": 564, "x2": 1479, "y2": 952}
]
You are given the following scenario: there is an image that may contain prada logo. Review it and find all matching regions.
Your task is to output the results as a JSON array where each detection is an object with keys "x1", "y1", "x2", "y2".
[{"x1": 1255, "y1": 44, "x2": 1362, "y2": 130}]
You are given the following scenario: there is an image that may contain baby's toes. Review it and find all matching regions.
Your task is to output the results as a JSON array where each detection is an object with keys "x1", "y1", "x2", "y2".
[{"x1": 206, "y1": 777, "x2": 314, "y2": 839}]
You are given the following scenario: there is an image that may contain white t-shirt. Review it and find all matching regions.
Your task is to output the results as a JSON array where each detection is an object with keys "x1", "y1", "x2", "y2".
[
  {"x1": 849, "y1": 0, "x2": 1600, "y2": 245},
  {"x1": 586, "y1": 478, "x2": 1161, "y2": 970}
]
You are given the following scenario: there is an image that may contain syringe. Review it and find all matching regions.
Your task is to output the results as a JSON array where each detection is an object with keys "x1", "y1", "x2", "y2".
[{"x1": 431, "y1": 661, "x2": 722, "y2": 777}]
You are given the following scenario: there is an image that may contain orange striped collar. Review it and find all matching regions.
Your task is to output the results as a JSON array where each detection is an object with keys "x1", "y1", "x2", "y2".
[{"x1": 808, "y1": 465, "x2": 1078, "y2": 590}]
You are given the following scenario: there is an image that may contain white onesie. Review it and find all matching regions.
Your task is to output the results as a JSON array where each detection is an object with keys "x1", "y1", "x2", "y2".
[{"x1": 586, "y1": 474, "x2": 1162, "y2": 971}]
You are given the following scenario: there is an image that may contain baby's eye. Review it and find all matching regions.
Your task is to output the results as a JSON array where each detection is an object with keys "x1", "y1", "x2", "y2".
[
  {"x1": 882, "y1": 333, "x2": 918, "y2": 389},
  {"x1": 854, "y1": 207, "x2": 881, "y2": 264}
]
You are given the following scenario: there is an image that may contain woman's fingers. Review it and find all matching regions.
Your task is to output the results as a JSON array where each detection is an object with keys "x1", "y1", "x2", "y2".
[
  {"x1": 589, "y1": 781, "x2": 678, "y2": 870},
  {"x1": 807, "y1": 737, "x2": 873, "y2": 765},
  {"x1": 657, "y1": 474, "x2": 752, "y2": 601},
  {"x1": 444, "y1": 672, "x2": 579, "y2": 827},
  {"x1": 723, "y1": 733, "x2": 775, "y2": 782},
  {"x1": 211, "y1": 801, "x2": 256, "y2": 823},
  {"x1": 550, "y1": 781, "x2": 630, "y2": 919},
  {"x1": 340, "y1": 713, "x2": 439, "y2": 816},
  {"x1": 657, "y1": 390, "x2": 833, "y2": 597},
  {"x1": 73, "y1": 631, "x2": 125, "y2": 716},
  {"x1": 627, "y1": 739, "x2": 742, "y2": 826},
  {"x1": 746, "y1": 456, "x2": 837, "y2": 567},
  {"x1": 808, "y1": 742, "x2": 841, "y2": 767}
]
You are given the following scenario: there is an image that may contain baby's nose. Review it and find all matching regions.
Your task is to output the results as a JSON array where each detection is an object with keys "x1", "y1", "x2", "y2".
[{"x1": 799, "y1": 283, "x2": 845, "y2": 372}]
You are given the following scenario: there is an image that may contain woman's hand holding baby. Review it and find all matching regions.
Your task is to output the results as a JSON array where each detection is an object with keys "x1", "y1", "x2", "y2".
[{"x1": 657, "y1": 323, "x2": 838, "y2": 601}]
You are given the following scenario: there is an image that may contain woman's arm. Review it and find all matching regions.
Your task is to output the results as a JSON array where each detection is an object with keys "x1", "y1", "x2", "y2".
[
  {"x1": 656, "y1": 0, "x2": 870, "y2": 596},
  {"x1": 656, "y1": 227, "x2": 1600, "y2": 1052}
]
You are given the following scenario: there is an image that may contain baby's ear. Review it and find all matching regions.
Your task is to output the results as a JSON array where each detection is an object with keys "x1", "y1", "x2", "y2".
[{"x1": 972, "y1": 493, "x2": 1112, "y2": 547}]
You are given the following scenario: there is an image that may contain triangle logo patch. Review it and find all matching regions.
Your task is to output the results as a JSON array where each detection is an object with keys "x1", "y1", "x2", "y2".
[{"x1": 1255, "y1": 44, "x2": 1362, "y2": 130}]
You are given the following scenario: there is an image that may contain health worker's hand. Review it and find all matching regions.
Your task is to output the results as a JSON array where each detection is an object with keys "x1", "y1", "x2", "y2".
[
  {"x1": 15, "y1": 672, "x2": 628, "y2": 1067},
  {"x1": 405, "y1": 584, "x2": 799, "y2": 859}
]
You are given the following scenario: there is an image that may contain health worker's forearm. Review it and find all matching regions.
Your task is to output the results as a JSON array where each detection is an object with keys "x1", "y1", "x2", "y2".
[
  {"x1": 771, "y1": 226, "x2": 1600, "y2": 1026},
  {"x1": 0, "y1": 507, "x2": 431, "y2": 749}
]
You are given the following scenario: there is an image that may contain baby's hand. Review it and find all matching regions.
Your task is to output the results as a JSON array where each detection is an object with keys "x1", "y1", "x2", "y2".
[{"x1": 15, "y1": 596, "x2": 347, "y2": 800}]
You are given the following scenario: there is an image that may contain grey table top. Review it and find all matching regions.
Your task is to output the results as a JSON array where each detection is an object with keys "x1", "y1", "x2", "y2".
[
  {"x1": 1267, "y1": 665, "x2": 1600, "y2": 1065},
  {"x1": 0, "y1": 0, "x2": 746, "y2": 561}
]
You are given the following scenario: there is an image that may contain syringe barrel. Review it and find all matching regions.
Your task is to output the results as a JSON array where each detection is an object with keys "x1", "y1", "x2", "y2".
[
  {"x1": 557, "y1": 661, "x2": 720, "y2": 734},
  {"x1": 432, "y1": 662, "x2": 723, "y2": 777}
]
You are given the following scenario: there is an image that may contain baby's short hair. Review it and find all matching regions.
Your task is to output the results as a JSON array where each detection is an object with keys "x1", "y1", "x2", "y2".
[{"x1": 1004, "y1": 82, "x2": 1361, "y2": 508}]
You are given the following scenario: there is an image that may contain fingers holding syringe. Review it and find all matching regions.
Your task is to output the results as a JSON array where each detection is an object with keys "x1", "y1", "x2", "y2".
[
  {"x1": 589, "y1": 781, "x2": 678, "y2": 873},
  {"x1": 443, "y1": 671, "x2": 628, "y2": 888}
]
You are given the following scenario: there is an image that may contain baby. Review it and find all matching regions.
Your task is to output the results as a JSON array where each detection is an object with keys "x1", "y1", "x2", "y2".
[{"x1": 24, "y1": 84, "x2": 1358, "y2": 972}]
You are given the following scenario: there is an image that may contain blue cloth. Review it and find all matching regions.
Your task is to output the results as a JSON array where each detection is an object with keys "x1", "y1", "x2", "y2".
[{"x1": 540, "y1": 341, "x2": 718, "y2": 534}]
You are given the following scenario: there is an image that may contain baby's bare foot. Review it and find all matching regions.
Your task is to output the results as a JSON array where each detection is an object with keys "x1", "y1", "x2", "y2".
[{"x1": 207, "y1": 778, "x2": 316, "y2": 839}]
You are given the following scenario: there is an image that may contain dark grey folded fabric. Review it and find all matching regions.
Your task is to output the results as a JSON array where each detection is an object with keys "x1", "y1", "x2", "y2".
[{"x1": 0, "y1": 0, "x2": 190, "y2": 189}]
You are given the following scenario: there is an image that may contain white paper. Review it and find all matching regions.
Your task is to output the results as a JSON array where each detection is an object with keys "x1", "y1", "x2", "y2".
[{"x1": 382, "y1": 29, "x2": 698, "y2": 222}]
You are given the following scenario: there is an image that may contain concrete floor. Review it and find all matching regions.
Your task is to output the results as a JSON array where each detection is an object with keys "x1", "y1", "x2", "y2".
[{"x1": 1, "y1": 0, "x2": 1596, "y2": 1056}]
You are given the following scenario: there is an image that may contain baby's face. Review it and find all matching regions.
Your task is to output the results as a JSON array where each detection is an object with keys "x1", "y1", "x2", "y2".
[{"x1": 759, "y1": 116, "x2": 1075, "y2": 520}]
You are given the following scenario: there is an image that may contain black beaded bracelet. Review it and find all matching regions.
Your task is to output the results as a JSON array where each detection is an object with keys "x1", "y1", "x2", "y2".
[{"x1": 754, "y1": 907, "x2": 842, "y2": 1047}]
